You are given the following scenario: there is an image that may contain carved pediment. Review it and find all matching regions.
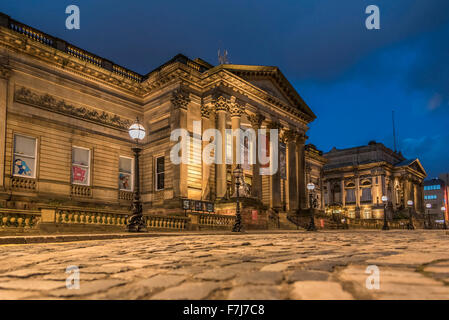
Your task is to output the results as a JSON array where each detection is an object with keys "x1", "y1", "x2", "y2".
[{"x1": 245, "y1": 79, "x2": 288, "y2": 103}]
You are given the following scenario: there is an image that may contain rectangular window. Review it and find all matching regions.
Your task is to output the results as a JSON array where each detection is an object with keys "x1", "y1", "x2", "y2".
[
  {"x1": 361, "y1": 188, "x2": 372, "y2": 202},
  {"x1": 72, "y1": 147, "x2": 90, "y2": 185},
  {"x1": 155, "y1": 156, "x2": 165, "y2": 191},
  {"x1": 345, "y1": 189, "x2": 356, "y2": 203},
  {"x1": 119, "y1": 156, "x2": 133, "y2": 191},
  {"x1": 13, "y1": 134, "x2": 37, "y2": 178}
]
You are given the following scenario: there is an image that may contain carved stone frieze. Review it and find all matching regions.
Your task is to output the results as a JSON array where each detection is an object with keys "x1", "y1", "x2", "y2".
[{"x1": 14, "y1": 86, "x2": 132, "y2": 130}]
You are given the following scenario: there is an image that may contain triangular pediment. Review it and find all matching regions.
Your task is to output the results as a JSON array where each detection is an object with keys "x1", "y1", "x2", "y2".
[
  {"x1": 216, "y1": 64, "x2": 316, "y2": 120},
  {"x1": 410, "y1": 159, "x2": 426, "y2": 176},
  {"x1": 398, "y1": 158, "x2": 427, "y2": 177},
  {"x1": 244, "y1": 78, "x2": 289, "y2": 103}
]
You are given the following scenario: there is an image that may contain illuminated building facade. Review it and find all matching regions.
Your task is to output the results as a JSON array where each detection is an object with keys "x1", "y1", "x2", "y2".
[
  {"x1": 0, "y1": 13, "x2": 322, "y2": 230},
  {"x1": 323, "y1": 141, "x2": 427, "y2": 219}
]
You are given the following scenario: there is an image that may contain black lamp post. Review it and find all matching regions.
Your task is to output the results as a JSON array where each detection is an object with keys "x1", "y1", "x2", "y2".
[
  {"x1": 307, "y1": 182, "x2": 317, "y2": 231},
  {"x1": 382, "y1": 195, "x2": 389, "y2": 230},
  {"x1": 232, "y1": 164, "x2": 243, "y2": 232},
  {"x1": 426, "y1": 203, "x2": 432, "y2": 229},
  {"x1": 407, "y1": 200, "x2": 415, "y2": 230},
  {"x1": 126, "y1": 118, "x2": 147, "y2": 232},
  {"x1": 442, "y1": 206, "x2": 447, "y2": 230}
]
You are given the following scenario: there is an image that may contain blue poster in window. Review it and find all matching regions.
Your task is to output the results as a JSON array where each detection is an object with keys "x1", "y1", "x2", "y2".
[{"x1": 14, "y1": 158, "x2": 32, "y2": 176}]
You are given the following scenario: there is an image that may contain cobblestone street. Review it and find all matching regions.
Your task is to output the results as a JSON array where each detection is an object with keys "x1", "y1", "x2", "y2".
[{"x1": 1, "y1": 230, "x2": 449, "y2": 300}]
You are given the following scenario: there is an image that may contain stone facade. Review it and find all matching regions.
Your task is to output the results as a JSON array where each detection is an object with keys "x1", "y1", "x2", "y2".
[
  {"x1": 0, "y1": 13, "x2": 320, "y2": 229},
  {"x1": 323, "y1": 141, "x2": 427, "y2": 219}
]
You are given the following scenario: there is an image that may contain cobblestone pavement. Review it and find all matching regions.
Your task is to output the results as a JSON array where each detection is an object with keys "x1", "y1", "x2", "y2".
[{"x1": 1, "y1": 230, "x2": 449, "y2": 300}]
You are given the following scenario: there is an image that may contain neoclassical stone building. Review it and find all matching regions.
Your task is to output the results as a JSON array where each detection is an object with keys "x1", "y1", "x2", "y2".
[
  {"x1": 323, "y1": 141, "x2": 427, "y2": 219},
  {"x1": 0, "y1": 13, "x2": 321, "y2": 230}
]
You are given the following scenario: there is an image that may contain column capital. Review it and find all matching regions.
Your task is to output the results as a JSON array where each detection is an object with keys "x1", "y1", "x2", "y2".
[
  {"x1": 200, "y1": 103, "x2": 211, "y2": 118},
  {"x1": 0, "y1": 64, "x2": 11, "y2": 80},
  {"x1": 213, "y1": 95, "x2": 228, "y2": 112},
  {"x1": 284, "y1": 129, "x2": 299, "y2": 143},
  {"x1": 267, "y1": 121, "x2": 282, "y2": 130},
  {"x1": 228, "y1": 96, "x2": 243, "y2": 117},
  {"x1": 171, "y1": 88, "x2": 190, "y2": 109},
  {"x1": 247, "y1": 113, "x2": 265, "y2": 128},
  {"x1": 296, "y1": 132, "x2": 307, "y2": 145}
]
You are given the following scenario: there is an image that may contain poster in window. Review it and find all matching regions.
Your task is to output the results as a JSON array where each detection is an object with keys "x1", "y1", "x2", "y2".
[
  {"x1": 72, "y1": 165, "x2": 88, "y2": 185},
  {"x1": 13, "y1": 157, "x2": 33, "y2": 177},
  {"x1": 119, "y1": 173, "x2": 131, "y2": 190},
  {"x1": 279, "y1": 142, "x2": 286, "y2": 179}
]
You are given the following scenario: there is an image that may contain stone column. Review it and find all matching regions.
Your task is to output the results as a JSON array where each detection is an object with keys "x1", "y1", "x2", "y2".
[
  {"x1": 285, "y1": 130, "x2": 298, "y2": 211},
  {"x1": 170, "y1": 88, "x2": 190, "y2": 199},
  {"x1": 392, "y1": 177, "x2": 399, "y2": 209},
  {"x1": 355, "y1": 174, "x2": 361, "y2": 218},
  {"x1": 341, "y1": 180, "x2": 346, "y2": 207},
  {"x1": 320, "y1": 172, "x2": 325, "y2": 210},
  {"x1": 268, "y1": 122, "x2": 281, "y2": 210},
  {"x1": 201, "y1": 103, "x2": 212, "y2": 200},
  {"x1": 248, "y1": 113, "x2": 265, "y2": 199},
  {"x1": 326, "y1": 180, "x2": 332, "y2": 206},
  {"x1": 418, "y1": 182, "x2": 424, "y2": 213},
  {"x1": 403, "y1": 177, "x2": 410, "y2": 206},
  {"x1": 214, "y1": 96, "x2": 228, "y2": 199},
  {"x1": 230, "y1": 97, "x2": 243, "y2": 195},
  {"x1": 0, "y1": 64, "x2": 9, "y2": 190},
  {"x1": 413, "y1": 182, "x2": 418, "y2": 212},
  {"x1": 296, "y1": 133, "x2": 307, "y2": 209}
]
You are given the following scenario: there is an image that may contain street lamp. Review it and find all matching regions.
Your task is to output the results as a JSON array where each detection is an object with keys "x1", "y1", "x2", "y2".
[
  {"x1": 407, "y1": 200, "x2": 415, "y2": 230},
  {"x1": 441, "y1": 206, "x2": 447, "y2": 230},
  {"x1": 426, "y1": 203, "x2": 432, "y2": 229},
  {"x1": 126, "y1": 117, "x2": 147, "y2": 232},
  {"x1": 381, "y1": 195, "x2": 389, "y2": 231},
  {"x1": 307, "y1": 182, "x2": 317, "y2": 231},
  {"x1": 232, "y1": 164, "x2": 243, "y2": 232}
]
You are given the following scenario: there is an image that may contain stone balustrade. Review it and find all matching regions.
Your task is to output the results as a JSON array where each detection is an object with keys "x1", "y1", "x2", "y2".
[
  {"x1": 54, "y1": 207, "x2": 129, "y2": 226},
  {"x1": 145, "y1": 215, "x2": 189, "y2": 230},
  {"x1": 0, "y1": 208, "x2": 40, "y2": 229},
  {"x1": 346, "y1": 218, "x2": 424, "y2": 229},
  {"x1": 197, "y1": 213, "x2": 235, "y2": 227}
]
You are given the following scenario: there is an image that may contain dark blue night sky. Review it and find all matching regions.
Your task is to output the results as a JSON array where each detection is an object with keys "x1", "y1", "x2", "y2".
[{"x1": 2, "y1": 1, "x2": 448, "y2": 177}]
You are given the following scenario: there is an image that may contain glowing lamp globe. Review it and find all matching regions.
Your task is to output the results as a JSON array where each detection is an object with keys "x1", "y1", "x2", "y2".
[
  {"x1": 381, "y1": 196, "x2": 388, "y2": 202},
  {"x1": 307, "y1": 183, "x2": 315, "y2": 191},
  {"x1": 128, "y1": 119, "x2": 146, "y2": 141},
  {"x1": 426, "y1": 203, "x2": 432, "y2": 209},
  {"x1": 442, "y1": 207, "x2": 446, "y2": 212},
  {"x1": 407, "y1": 200, "x2": 413, "y2": 207}
]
